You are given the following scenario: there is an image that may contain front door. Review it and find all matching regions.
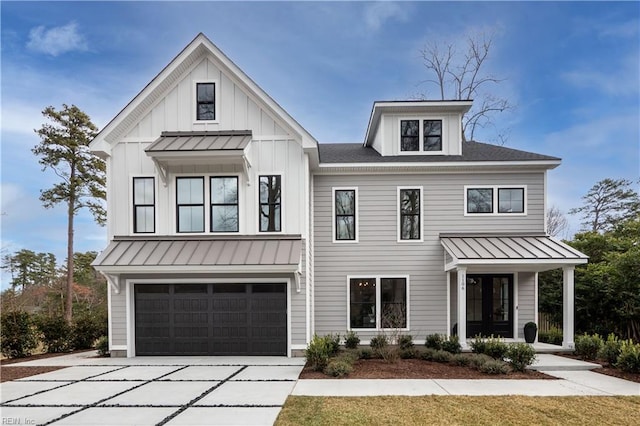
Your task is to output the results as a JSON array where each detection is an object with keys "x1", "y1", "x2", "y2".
[{"x1": 466, "y1": 274, "x2": 513, "y2": 338}]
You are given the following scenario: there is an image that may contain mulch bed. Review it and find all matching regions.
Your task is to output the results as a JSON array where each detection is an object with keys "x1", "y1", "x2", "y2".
[{"x1": 299, "y1": 358, "x2": 555, "y2": 380}]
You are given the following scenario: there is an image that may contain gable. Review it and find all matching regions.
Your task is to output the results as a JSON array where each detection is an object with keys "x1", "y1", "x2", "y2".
[{"x1": 90, "y1": 33, "x2": 317, "y2": 156}]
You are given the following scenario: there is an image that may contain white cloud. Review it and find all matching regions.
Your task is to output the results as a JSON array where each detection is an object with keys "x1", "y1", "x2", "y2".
[
  {"x1": 363, "y1": 2, "x2": 408, "y2": 31},
  {"x1": 26, "y1": 22, "x2": 88, "y2": 56},
  {"x1": 561, "y1": 51, "x2": 640, "y2": 97}
]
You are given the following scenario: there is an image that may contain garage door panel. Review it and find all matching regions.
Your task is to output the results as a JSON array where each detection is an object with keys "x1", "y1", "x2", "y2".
[{"x1": 135, "y1": 283, "x2": 286, "y2": 356}]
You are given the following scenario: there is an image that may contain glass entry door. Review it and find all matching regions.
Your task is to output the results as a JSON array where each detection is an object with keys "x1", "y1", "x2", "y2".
[{"x1": 466, "y1": 274, "x2": 513, "y2": 338}]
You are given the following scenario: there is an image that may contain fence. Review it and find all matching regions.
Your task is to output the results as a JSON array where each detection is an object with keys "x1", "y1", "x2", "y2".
[{"x1": 538, "y1": 312, "x2": 561, "y2": 332}]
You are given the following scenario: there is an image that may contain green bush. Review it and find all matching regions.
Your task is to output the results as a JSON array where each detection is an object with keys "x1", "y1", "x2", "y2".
[
  {"x1": 399, "y1": 347, "x2": 417, "y2": 359},
  {"x1": 324, "y1": 359, "x2": 353, "y2": 377},
  {"x1": 483, "y1": 336, "x2": 509, "y2": 360},
  {"x1": 451, "y1": 353, "x2": 473, "y2": 367},
  {"x1": 574, "y1": 333, "x2": 603, "y2": 361},
  {"x1": 419, "y1": 348, "x2": 436, "y2": 361},
  {"x1": 0, "y1": 311, "x2": 38, "y2": 358},
  {"x1": 327, "y1": 333, "x2": 341, "y2": 355},
  {"x1": 370, "y1": 334, "x2": 389, "y2": 350},
  {"x1": 598, "y1": 333, "x2": 622, "y2": 365},
  {"x1": 397, "y1": 334, "x2": 414, "y2": 350},
  {"x1": 432, "y1": 350, "x2": 453, "y2": 363},
  {"x1": 506, "y1": 343, "x2": 537, "y2": 372},
  {"x1": 95, "y1": 335, "x2": 110, "y2": 357},
  {"x1": 470, "y1": 335, "x2": 487, "y2": 354},
  {"x1": 344, "y1": 331, "x2": 360, "y2": 349},
  {"x1": 36, "y1": 315, "x2": 73, "y2": 353},
  {"x1": 425, "y1": 333, "x2": 443, "y2": 350},
  {"x1": 616, "y1": 340, "x2": 640, "y2": 374},
  {"x1": 359, "y1": 348, "x2": 373, "y2": 359},
  {"x1": 72, "y1": 313, "x2": 107, "y2": 350},
  {"x1": 479, "y1": 359, "x2": 510, "y2": 374},
  {"x1": 305, "y1": 334, "x2": 334, "y2": 371},
  {"x1": 441, "y1": 335, "x2": 462, "y2": 354},
  {"x1": 538, "y1": 327, "x2": 563, "y2": 345},
  {"x1": 469, "y1": 353, "x2": 494, "y2": 370}
]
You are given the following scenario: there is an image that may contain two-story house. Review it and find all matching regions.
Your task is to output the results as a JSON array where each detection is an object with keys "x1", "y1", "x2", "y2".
[{"x1": 91, "y1": 34, "x2": 587, "y2": 357}]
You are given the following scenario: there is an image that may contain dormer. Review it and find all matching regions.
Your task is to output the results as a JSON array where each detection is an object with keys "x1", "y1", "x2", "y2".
[{"x1": 363, "y1": 101, "x2": 472, "y2": 156}]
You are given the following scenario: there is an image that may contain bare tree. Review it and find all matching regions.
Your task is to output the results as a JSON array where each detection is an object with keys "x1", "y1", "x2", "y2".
[
  {"x1": 546, "y1": 205, "x2": 569, "y2": 238},
  {"x1": 418, "y1": 31, "x2": 512, "y2": 142}
]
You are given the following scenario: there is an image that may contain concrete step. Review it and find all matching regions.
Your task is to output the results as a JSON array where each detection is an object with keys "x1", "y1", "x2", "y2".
[{"x1": 529, "y1": 354, "x2": 602, "y2": 371}]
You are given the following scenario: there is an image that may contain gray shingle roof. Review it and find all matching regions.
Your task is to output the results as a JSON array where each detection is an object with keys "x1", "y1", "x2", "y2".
[{"x1": 318, "y1": 141, "x2": 560, "y2": 164}]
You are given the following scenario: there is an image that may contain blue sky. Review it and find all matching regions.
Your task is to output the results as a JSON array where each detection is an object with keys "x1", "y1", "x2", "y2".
[{"x1": 1, "y1": 1, "x2": 639, "y2": 287}]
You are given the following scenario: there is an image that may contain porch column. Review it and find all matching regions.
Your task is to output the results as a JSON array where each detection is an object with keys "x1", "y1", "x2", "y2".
[
  {"x1": 456, "y1": 266, "x2": 467, "y2": 348},
  {"x1": 562, "y1": 265, "x2": 575, "y2": 349}
]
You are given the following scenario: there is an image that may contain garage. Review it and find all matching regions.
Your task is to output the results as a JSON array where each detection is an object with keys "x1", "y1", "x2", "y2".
[{"x1": 135, "y1": 283, "x2": 287, "y2": 356}]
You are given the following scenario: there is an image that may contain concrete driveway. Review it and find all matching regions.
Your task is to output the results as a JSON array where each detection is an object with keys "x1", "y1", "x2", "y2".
[{"x1": 1, "y1": 353, "x2": 305, "y2": 426}]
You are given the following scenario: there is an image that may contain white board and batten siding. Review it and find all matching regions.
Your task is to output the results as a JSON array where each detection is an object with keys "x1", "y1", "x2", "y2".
[{"x1": 313, "y1": 171, "x2": 545, "y2": 341}]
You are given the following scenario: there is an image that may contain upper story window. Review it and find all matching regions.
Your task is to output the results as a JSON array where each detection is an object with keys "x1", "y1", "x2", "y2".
[
  {"x1": 466, "y1": 186, "x2": 526, "y2": 215},
  {"x1": 349, "y1": 277, "x2": 408, "y2": 330},
  {"x1": 334, "y1": 188, "x2": 357, "y2": 242},
  {"x1": 259, "y1": 175, "x2": 281, "y2": 232},
  {"x1": 133, "y1": 177, "x2": 155, "y2": 233},
  {"x1": 210, "y1": 176, "x2": 239, "y2": 232},
  {"x1": 176, "y1": 177, "x2": 204, "y2": 232},
  {"x1": 398, "y1": 187, "x2": 423, "y2": 241},
  {"x1": 196, "y1": 82, "x2": 216, "y2": 121},
  {"x1": 400, "y1": 119, "x2": 443, "y2": 153}
]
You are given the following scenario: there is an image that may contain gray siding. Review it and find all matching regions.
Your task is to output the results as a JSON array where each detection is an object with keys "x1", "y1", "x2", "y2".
[
  {"x1": 517, "y1": 272, "x2": 536, "y2": 339},
  {"x1": 313, "y1": 172, "x2": 544, "y2": 340},
  {"x1": 110, "y1": 287, "x2": 127, "y2": 346}
]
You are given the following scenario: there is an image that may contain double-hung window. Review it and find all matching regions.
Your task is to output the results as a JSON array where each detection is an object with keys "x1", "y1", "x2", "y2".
[
  {"x1": 400, "y1": 119, "x2": 443, "y2": 152},
  {"x1": 398, "y1": 187, "x2": 423, "y2": 241},
  {"x1": 349, "y1": 277, "x2": 408, "y2": 329},
  {"x1": 210, "y1": 176, "x2": 239, "y2": 232},
  {"x1": 466, "y1": 186, "x2": 526, "y2": 215},
  {"x1": 259, "y1": 175, "x2": 281, "y2": 232},
  {"x1": 133, "y1": 177, "x2": 155, "y2": 233},
  {"x1": 196, "y1": 82, "x2": 216, "y2": 121},
  {"x1": 334, "y1": 188, "x2": 357, "y2": 242},
  {"x1": 176, "y1": 177, "x2": 204, "y2": 232}
]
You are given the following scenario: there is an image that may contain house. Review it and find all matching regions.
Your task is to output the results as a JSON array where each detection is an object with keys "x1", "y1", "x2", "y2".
[{"x1": 91, "y1": 34, "x2": 587, "y2": 357}]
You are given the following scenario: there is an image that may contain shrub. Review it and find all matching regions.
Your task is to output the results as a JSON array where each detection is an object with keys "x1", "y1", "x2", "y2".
[
  {"x1": 95, "y1": 335, "x2": 110, "y2": 357},
  {"x1": 0, "y1": 311, "x2": 38, "y2": 358},
  {"x1": 419, "y1": 348, "x2": 436, "y2": 361},
  {"x1": 441, "y1": 335, "x2": 462, "y2": 354},
  {"x1": 344, "y1": 331, "x2": 360, "y2": 349},
  {"x1": 506, "y1": 343, "x2": 537, "y2": 372},
  {"x1": 327, "y1": 333, "x2": 341, "y2": 355},
  {"x1": 451, "y1": 353, "x2": 473, "y2": 367},
  {"x1": 538, "y1": 327, "x2": 563, "y2": 346},
  {"x1": 469, "y1": 353, "x2": 494, "y2": 370},
  {"x1": 399, "y1": 347, "x2": 417, "y2": 359},
  {"x1": 432, "y1": 350, "x2": 453, "y2": 363},
  {"x1": 305, "y1": 334, "x2": 333, "y2": 371},
  {"x1": 574, "y1": 333, "x2": 603, "y2": 361},
  {"x1": 370, "y1": 334, "x2": 389, "y2": 350},
  {"x1": 324, "y1": 359, "x2": 353, "y2": 377},
  {"x1": 397, "y1": 334, "x2": 414, "y2": 350},
  {"x1": 72, "y1": 313, "x2": 107, "y2": 350},
  {"x1": 616, "y1": 340, "x2": 640, "y2": 374},
  {"x1": 479, "y1": 359, "x2": 510, "y2": 374},
  {"x1": 598, "y1": 333, "x2": 622, "y2": 365},
  {"x1": 425, "y1": 333, "x2": 443, "y2": 350},
  {"x1": 36, "y1": 315, "x2": 73, "y2": 353},
  {"x1": 483, "y1": 336, "x2": 509, "y2": 360},
  {"x1": 470, "y1": 335, "x2": 487, "y2": 354},
  {"x1": 359, "y1": 348, "x2": 373, "y2": 359}
]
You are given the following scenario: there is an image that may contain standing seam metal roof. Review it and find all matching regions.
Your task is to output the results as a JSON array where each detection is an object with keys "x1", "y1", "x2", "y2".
[{"x1": 145, "y1": 131, "x2": 252, "y2": 152}]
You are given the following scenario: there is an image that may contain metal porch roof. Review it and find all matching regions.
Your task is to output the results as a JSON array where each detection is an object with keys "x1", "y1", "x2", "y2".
[
  {"x1": 145, "y1": 131, "x2": 252, "y2": 153},
  {"x1": 440, "y1": 233, "x2": 588, "y2": 271}
]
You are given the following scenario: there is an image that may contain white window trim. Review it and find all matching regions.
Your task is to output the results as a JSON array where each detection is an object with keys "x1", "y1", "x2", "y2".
[
  {"x1": 332, "y1": 187, "x2": 359, "y2": 243},
  {"x1": 172, "y1": 172, "x2": 243, "y2": 235},
  {"x1": 397, "y1": 116, "x2": 446, "y2": 155},
  {"x1": 130, "y1": 174, "x2": 158, "y2": 235},
  {"x1": 257, "y1": 172, "x2": 285, "y2": 234},
  {"x1": 346, "y1": 275, "x2": 411, "y2": 332},
  {"x1": 397, "y1": 186, "x2": 424, "y2": 243},
  {"x1": 463, "y1": 185, "x2": 528, "y2": 216},
  {"x1": 193, "y1": 79, "x2": 220, "y2": 124}
]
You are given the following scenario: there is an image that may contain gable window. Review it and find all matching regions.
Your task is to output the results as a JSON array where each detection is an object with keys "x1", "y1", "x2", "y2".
[
  {"x1": 210, "y1": 176, "x2": 239, "y2": 232},
  {"x1": 133, "y1": 177, "x2": 155, "y2": 233},
  {"x1": 177, "y1": 177, "x2": 204, "y2": 232},
  {"x1": 466, "y1": 186, "x2": 527, "y2": 215},
  {"x1": 398, "y1": 187, "x2": 423, "y2": 241},
  {"x1": 400, "y1": 119, "x2": 443, "y2": 153},
  {"x1": 196, "y1": 82, "x2": 216, "y2": 121},
  {"x1": 349, "y1": 277, "x2": 408, "y2": 329},
  {"x1": 259, "y1": 175, "x2": 281, "y2": 232},
  {"x1": 334, "y1": 188, "x2": 357, "y2": 242}
]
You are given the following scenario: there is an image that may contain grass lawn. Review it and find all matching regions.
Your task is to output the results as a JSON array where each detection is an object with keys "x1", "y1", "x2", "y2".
[{"x1": 276, "y1": 395, "x2": 640, "y2": 425}]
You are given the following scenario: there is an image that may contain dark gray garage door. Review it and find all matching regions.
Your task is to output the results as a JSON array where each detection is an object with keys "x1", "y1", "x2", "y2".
[{"x1": 135, "y1": 283, "x2": 287, "y2": 356}]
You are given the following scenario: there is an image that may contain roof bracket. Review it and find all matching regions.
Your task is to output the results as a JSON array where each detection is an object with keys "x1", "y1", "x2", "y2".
[
  {"x1": 242, "y1": 154, "x2": 252, "y2": 186},
  {"x1": 295, "y1": 263, "x2": 302, "y2": 293},
  {"x1": 102, "y1": 273, "x2": 120, "y2": 294},
  {"x1": 152, "y1": 158, "x2": 168, "y2": 187}
]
